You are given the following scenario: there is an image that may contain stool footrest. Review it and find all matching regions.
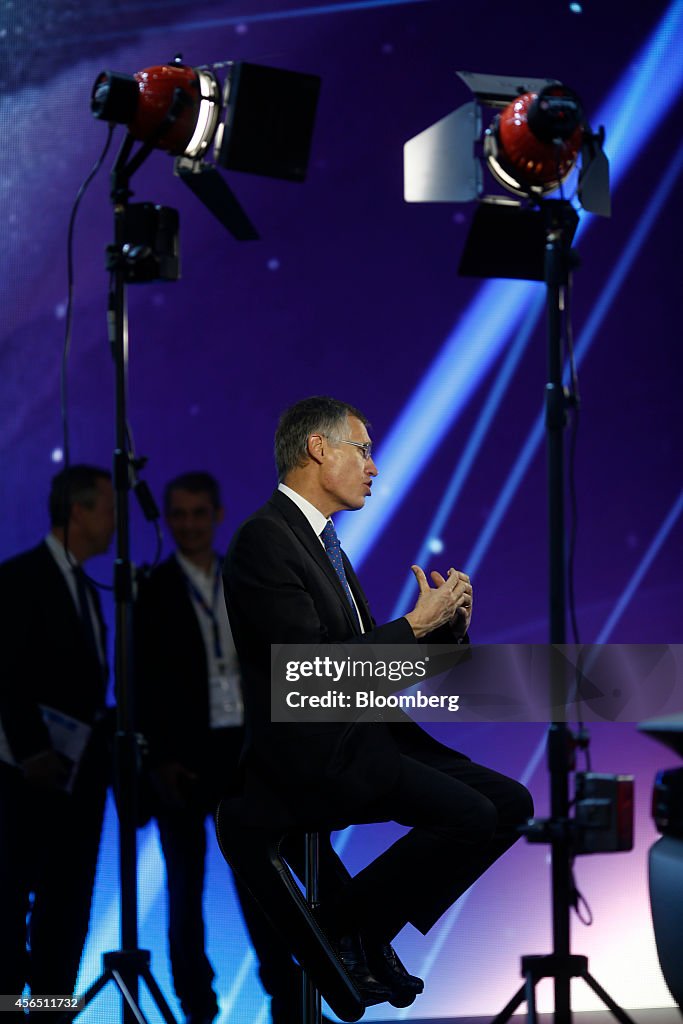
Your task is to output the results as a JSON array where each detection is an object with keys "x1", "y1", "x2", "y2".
[{"x1": 520, "y1": 954, "x2": 589, "y2": 980}]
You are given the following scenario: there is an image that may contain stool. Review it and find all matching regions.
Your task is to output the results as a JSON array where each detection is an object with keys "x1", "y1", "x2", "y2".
[{"x1": 215, "y1": 797, "x2": 365, "y2": 1022}]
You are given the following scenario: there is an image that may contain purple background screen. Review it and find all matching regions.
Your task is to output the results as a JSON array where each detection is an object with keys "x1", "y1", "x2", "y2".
[{"x1": 1, "y1": 0, "x2": 682, "y2": 1019}]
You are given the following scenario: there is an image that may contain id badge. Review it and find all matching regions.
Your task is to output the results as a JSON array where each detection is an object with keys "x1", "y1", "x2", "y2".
[
  {"x1": 209, "y1": 657, "x2": 244, "y2": 728},
  {"x1": 212, "y1": 672, "x2": 236, "y2": 712}
]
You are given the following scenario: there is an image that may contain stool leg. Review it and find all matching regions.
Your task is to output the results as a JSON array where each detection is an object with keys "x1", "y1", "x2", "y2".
[{"x1": 303, "y1": 832, "x2": 322, "y2": 1024}]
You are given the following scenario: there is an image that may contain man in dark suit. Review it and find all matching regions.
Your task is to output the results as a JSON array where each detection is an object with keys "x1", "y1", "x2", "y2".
[
  {"x1": 222, "y1": 396, "x2": 533, "y2": 1005},
  {"x1": 0, "y1": 464, "x2": 115, "y2": 1013},
  {"x1": 135, "y1": 472, "x2": 315, "y2": 1024}
]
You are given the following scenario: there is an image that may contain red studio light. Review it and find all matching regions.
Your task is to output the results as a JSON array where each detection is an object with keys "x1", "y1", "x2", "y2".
[
  {"x1": 485, "y1": 84, "x2": 584, "y2": 196},
  {"x1": 91, "y1": 60, "x2": 221, "y2": 158}
]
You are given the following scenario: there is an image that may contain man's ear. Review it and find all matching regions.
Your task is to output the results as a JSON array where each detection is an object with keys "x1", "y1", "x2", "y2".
[
  {"x1": 69, "y1": 502, "x2": 86, "y2": 529},
  {"x1": 307, "y1": 433, "x2": 325, "y2": 465},
  {"x1": 214, "y1": 505, "x2": 225, "y2": 526}
]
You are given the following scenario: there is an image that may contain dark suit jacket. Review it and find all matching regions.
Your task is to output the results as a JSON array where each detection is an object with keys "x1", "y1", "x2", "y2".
[
  {"x1": 134, "y1": 553, "x2": 248, "y2": 780},
  {"x1": 223, "y1": 489, "x2": 463, "y2": 826},
  {"x1": 0, "y1": 542, "x2": 108, "y2": 765},
  {"x1": 135, "y1": 554, "x2": 214, "y2": 769}
]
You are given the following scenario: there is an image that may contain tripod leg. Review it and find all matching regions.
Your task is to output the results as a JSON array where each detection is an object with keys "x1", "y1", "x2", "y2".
[
  {"x1": 110, "y1": 970, "x2": 150, "y2": 1024},
  {"x1": 583, "y1": 972, "x2": 638, "y2": 1024},
  {"x1": 74, "y1": 969, "x2": 112, "y2": 1010},
  {"x1": 55, "y1": 969, "x2": 114, "y2": 1024},
  {"x1": 525, "y1": 972, "x2": 539, "y2": 1024},
  {"x1": 140, "y1": 965, "x2": 181, "y2": 1024},
  {"x1": 489, "y1": 983, "x2": 526, "y2": 1023}
]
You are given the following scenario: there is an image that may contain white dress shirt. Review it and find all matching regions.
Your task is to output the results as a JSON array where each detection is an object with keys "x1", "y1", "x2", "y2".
[
  {"x1": 277, "y1": 483, "x2": 364, "y2": 630},
  {"x1": 175, "y1": 551, "x2": 244, "y2": 728}
]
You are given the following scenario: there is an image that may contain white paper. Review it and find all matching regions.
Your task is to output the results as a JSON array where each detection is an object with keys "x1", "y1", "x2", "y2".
[{"x1": 0, "y1": 705, "x2": 92, "y2": 793}]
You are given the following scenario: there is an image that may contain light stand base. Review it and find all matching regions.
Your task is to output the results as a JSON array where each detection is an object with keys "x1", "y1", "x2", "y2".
[
  {"x1": 68, "y1": 950, "x2": 179, "y2": 1024},
  {"x1": 490, "y1": 954, "x2": 638, "y2": 1024}
]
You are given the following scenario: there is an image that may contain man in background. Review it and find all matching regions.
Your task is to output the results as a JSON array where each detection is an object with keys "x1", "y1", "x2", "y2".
[
  {"x1": 135, "y1": 472, "x2": 310, "y2": 1024},
  {"x1": 0, "y1": 464, "x2": 115, "y2": 1012}
]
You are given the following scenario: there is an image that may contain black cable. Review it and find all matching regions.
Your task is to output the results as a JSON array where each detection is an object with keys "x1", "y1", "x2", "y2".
[
  {"x1": 572, "y1": 868, "x2": 594, "y2": 927},
  {"x1": 124, "y1": 422, "x2": 163, "y2": 572},
  {"x1": 62, "y1": 124, "x2": 114, "y2": 481},
  {"x1": 151, "y1": 519, "x2": 163, "y2": 569},
  {"x1": 61, "y1": 128, "x2": 161, "y2": 585},
  {"x1": 60, "y1": 125, "x2": 115, "y2": 585}
]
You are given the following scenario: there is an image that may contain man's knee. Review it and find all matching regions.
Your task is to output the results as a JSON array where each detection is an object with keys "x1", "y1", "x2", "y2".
[
  {"x1": 427, "y1": 792, "x2": 498, "y2": 846},
  {"x1": 503, "y1": 779, "x2": 534, "y2": 826},
  {"x1": 479, "y1": 798, "x2": 500, "y2": 843},
  {"x1": 463, "y1": 794, "x2": 499, "y2": 845}
]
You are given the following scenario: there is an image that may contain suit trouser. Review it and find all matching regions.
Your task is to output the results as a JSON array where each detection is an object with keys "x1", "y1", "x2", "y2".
[
  {"x1": 0, "y1": 742, "x2": 108, "y2": 1015},
  {"x1": 156, "y1": 805, "x2": 217, "y2": 1017},
  {"x1": 322, "y1": 747, "x2": 534, "y2": 941}
]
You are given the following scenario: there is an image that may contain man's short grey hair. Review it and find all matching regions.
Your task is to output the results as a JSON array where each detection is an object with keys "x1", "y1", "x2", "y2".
[
  {"x1": 274, "y1": 396, "x2": 369, "y2": 482},
  {"x1": 48, "y1": 464, "x2": 112, "y2": 527}
]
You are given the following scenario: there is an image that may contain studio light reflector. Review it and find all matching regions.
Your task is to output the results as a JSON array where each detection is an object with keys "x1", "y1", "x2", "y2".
[{"x1": 184, "y1": 69, "x2": 222, "y2": 159}]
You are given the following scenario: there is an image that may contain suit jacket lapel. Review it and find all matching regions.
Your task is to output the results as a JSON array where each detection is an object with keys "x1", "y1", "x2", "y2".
[
  {"x1": 39, "y1": 541, "x2": 82, "y2": 632},
  {"x1": 268, "y1": 490, "x2": 363, "y2": 635},
  {"x1": 343, "y1": 554, "x2": 373, "y2": 632},
  {"x1": 41, "y1": 542, "x2": 109, "y2": 687}
]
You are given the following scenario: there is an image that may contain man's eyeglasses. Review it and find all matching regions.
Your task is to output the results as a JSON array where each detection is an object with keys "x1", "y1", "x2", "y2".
[
  {"x1": 328, "y1": 438, "x2": 373, "y2": 461},
  {"x1": 331, "y1": 436, "x2": 370, "y2": 460}
]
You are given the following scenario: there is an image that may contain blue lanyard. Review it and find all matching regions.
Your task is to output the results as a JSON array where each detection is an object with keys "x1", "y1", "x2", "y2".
[{"x1": 181, "y1": 560, "x2": 224, "y2": 661}]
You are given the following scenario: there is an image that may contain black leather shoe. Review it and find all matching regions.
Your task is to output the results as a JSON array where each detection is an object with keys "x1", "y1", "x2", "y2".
[
  {"x1": 363, "y1": 938, "x2": 424, "y2": 1007},
  {"x1": 334, "y1": 932, "x2": 394, "y2": 1006}
]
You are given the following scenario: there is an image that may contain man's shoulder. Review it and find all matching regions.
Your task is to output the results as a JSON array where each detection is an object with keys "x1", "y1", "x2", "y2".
[
  {"x1": 232, "y1": 491, "x2": 295, "y2": 538},
  {"x1": 227, "y1": 491, "x2": 308, "y2": 564},
  {"x1": 137, "y1": 554, "x2": 183, "y2": 598},
  {"x1": 0, "y1": 541, "x2": 51, "y2": 579},
  {"x1": 144, "y1": 553, "x2": 180, "y2": 580}
]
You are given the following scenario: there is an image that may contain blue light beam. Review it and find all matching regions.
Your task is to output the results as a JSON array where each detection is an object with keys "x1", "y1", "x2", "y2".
[
  {"x1": 390, "y1": 291, "x2": 546, "y2": 618},
  {"x1": 595, "y1": 488, "x2": 683, "y2": 645}
]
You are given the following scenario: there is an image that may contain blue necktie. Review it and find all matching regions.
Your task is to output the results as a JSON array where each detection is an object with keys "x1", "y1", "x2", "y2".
[{"x1": 320, "y1": 520, "x2": 361, "y2": 629}]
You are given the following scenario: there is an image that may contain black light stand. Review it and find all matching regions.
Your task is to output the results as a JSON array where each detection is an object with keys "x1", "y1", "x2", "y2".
[
  {"x1": 488, "y1": 200, "x2": 636, "y2": 1024},
  {"x1": 67, "y1": 132, "x2": 180, "y2": 1024},
  {"x1": 404, "y1": 69, "x2": 623, "y2": 1023},
  {"x1": 66, "y1": 60, "x2": 321, "y2": 1024}
]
